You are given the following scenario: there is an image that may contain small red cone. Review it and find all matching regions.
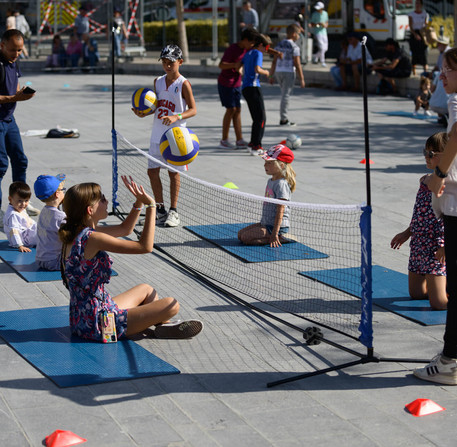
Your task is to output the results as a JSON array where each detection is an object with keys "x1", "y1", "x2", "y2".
[
  {"x1": 279, "y1": 140, "x2": 287, "y2": 145},
  {"x1": 359, "y1": 158, "x2": 374, "y2": 164},
  {"x1": 405, "y1": 399, "x2": 446, "y2": 417},
  {"x1": 45, "y1": 430, "x2": 87, "y2": 447}
]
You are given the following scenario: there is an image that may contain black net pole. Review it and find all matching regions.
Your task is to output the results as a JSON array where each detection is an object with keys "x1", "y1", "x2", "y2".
[
  {"x1": 361, "y1": 36, "x2": 371, "y2": 207},
  {"x1": 111, "y1": 27, "x2": 117, "y2": 215},
  {"x1": 111, "y1": 27, "x2": 116, "y2": 132}
]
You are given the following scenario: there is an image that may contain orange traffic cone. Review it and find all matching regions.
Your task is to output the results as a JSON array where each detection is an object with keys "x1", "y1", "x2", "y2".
[
  {"x1": 45, "y1": 430, "x2": 87, "y2": 447},
  {"x1": 405, "y1": 398, "x2": 446, "y2": 417},
  {"x1": 359, "y1": 158, "x2": 374, "y2": 164}
]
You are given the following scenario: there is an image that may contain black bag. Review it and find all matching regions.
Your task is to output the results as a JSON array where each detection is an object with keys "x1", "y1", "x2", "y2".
[{"x1": 46, "y1": 128, "x2": 79, "y2": 138}]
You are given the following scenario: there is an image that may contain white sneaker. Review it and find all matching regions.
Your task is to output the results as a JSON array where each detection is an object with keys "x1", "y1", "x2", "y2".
[
  {"x1": 321, "y1": 63, "x2": 327, "y2": 67},
  {"x1": 413, "y1": 353, "x2": 457, "y2": 385},
  {"x1": 219, "y1": 139, "x2": 235, "y2": 149},
  {"x1": 164, "y1": 210, "x2": 180, "y2": 227},
  {"x1": 249, "y1": 145, "x2": 263, "y2": 156},
  {"x1": 153, "y1": 320, "x2": 203, "y2": 339},
  {"x1": 425, "y1": 110, "x2": 432, "y2": 116},
  {"x1": 26, "y1": 203, "x2": 40, "y2": 216},
  {"x1": 412, "y1": 110, "x2": 418, "y2": 116}
]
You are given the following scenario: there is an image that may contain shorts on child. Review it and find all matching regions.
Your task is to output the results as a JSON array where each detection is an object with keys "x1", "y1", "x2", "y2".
[
  {"x1": 218, "y1": 84, "x2": 242, "y2": 109},
  {"x1": 265, "y1": 225, "x2": 289, "y2": 236},
  {"x1": 148, "y1": 142, "x2": 189, "y2": 171}
]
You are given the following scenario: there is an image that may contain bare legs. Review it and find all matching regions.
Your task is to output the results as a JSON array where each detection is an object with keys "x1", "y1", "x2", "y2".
[
  {"x1": 222, "y1": 106, "x2": 243, "y2": 142},
  {"x1": 409, "y1": 271, "x2": 448, "y2": 310},
  {"x1": 147, "y1": 167, "x2": 180, "y2": 209},
  {"x1": 113, "y1": 284, "x2": 180, "y2": 336}
]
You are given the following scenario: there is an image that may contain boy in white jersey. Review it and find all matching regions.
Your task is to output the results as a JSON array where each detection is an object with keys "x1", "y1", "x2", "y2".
[{"x1": 132, "y1": 44, "x2": 197, "y2": 227}]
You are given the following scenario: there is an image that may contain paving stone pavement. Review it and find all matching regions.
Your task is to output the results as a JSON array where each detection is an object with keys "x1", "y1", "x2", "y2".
[{"x1": 0, "y1": 68, "x2": 456, "y2": 446}]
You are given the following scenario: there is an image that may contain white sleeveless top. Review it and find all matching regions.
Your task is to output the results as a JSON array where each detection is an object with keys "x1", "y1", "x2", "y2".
[
  {"x1": 150, "y1": 74, "x2": 187, "y2": 144},
  {"x1": 432, "y1": 93, "x2": 457, "y2": 217}
]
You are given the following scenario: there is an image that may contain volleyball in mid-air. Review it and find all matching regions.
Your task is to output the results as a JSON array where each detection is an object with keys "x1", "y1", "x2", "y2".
[
  {"x1": 132, "y1": 88, "x2": 158, "y2": 114},
  {"x1": 160, "y1": 127, "x2": 199, "y2": 166},
  {"x1": 286, "y1": 134, "x2": 302, "y2": 150}
]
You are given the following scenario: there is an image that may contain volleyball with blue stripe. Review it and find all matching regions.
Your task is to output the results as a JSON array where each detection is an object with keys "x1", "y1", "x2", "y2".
[
  {"x1": 160, "y1": 127, "x2": 199, "y2": 166},
  {"x1": 132, "y1": 88, "x2": 158, "y2": 113}
]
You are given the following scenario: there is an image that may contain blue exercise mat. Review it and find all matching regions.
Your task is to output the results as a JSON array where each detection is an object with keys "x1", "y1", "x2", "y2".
[
  {"x1": 0, "y1": 240, "x2": 117, "y2": 282},
  {"x1": 299, "y1": 265, "x2": 446, "y2": 326},
  {"x1": 376, "y1": 111, "x2": 436, "y2": 121},
  {"x1": 0, "y1": 306, "x2": 180, "y2": 387},
  {"x1": 185, "y1": 223, "x2": 328, "y2": 262}
]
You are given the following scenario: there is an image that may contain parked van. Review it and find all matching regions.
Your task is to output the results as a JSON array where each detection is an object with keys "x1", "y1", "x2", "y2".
[{"x1": 269, "y1": 0, "x2": 415, "y2": 43}]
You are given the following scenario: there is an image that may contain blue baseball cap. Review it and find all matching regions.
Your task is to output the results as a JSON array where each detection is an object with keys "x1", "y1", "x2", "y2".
[{"x1": 34, "y1": 174, "x2": 66, "y2": 200}]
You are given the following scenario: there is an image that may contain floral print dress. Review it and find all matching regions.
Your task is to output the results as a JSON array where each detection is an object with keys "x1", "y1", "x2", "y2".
[
  {"x1": 408, "y1": 180, "x2": 446, "y2": 276},
  {"x1": 65, "y1": 227, "x2": 128, "y2": 341}
]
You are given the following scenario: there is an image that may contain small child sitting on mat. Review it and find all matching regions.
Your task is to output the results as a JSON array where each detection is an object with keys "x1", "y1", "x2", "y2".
[
  {"x1": 34, "y1": 174, "x2": 66, "y2": 270},
  {"x1": 238, "y1": 144, "x2": 296, "y2": 247},
  {"x1": 390, "y1": 132, "x2": 447, "y2": 309},
  {"x1": 3, "y1": 181, "x2": 38, "y2": 252}
]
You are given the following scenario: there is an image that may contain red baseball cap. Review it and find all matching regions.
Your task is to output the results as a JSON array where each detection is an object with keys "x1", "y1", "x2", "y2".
[{"x1": 262, "y1": 144, "x2": 294, "y2": 163}]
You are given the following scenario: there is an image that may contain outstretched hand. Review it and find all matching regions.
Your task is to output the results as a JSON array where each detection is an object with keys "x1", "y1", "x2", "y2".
[
  {"x1": 390, "y1": 229, "x2": 410, "y2": 249},
  {"x1": 121, "y1": 175, "x2": 155, "y2": 205}
]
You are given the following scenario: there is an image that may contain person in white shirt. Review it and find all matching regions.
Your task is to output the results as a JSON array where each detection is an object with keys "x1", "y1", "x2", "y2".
[
  {"x1": 3, "y1": 181, "x2": 37, "y2": 252},
  {"x1": 339, "y1": 33, "x2": 373, "y2": 92},
  {"x1": 408, "y1": 0, "x2": 429, "y2": 75}
]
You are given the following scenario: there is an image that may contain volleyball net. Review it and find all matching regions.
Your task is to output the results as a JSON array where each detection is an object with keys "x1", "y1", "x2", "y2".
[{"x1": 112, "y1": 130, "x2": 373, "y2": 348}]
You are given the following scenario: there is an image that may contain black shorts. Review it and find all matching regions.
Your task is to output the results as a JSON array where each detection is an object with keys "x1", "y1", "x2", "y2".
[{"x1": 218, "y1": 84, "x2": 242, "y2": 109}]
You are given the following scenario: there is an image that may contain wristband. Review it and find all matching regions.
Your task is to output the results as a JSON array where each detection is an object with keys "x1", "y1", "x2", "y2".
[
  {"x1": 177, "y1": 113, "x2": 183, "y2": 120},
  {"x1": 144, "y1": 202, "x2": 156, "y2": 208},
  {"x1": 435, "y1": 166, "x2": 448, "y2": 178},
  {"x1": 133, "y1": 204, "x2": 143, "y2": 211}
]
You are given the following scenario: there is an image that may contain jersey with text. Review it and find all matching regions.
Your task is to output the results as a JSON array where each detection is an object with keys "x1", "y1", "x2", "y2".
[{"x1": 150, "y1": 74, "x2": 188, "y2": 144}]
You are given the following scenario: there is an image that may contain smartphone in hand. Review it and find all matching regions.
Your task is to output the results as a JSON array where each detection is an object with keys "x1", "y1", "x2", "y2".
[{"x1": 23, "y1": 86, "x2": 36, "y2": 94}]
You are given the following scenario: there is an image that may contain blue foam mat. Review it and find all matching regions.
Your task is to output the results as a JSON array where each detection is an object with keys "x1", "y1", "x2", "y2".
[
  {"x1": 376, "y1": 111, "x2": 436, "y2": 121},
  {"x1": 0, "y1": 240, "x2": 117, "y2": 282},
  {"x1": 185, "y1": 223, "x2": 328, "y2": 262},
  {"x1": 299, "y1": 265, "x2": 446, "y2": 326},
  {"x1": 0, "y1": 306, "x2": 180, "y2": 387}
]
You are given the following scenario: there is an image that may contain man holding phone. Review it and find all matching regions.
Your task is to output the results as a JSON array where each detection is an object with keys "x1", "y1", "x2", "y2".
[{"x1": 0, "y1": 29, "x2": 38, "y2": 225}]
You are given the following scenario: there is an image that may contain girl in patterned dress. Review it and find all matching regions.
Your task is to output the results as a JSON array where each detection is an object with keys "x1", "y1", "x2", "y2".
[
  {"x1": 59, "y1": 176, "x2": 203, "y2": 342},
  {"x1": 391, "y1": 132, "x2": 447, "y2": 310}
]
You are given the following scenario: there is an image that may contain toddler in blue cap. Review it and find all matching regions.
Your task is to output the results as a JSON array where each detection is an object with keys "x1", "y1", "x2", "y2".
[{"x1": 34, "y1": 174, "x2": 66, "y2": 270}]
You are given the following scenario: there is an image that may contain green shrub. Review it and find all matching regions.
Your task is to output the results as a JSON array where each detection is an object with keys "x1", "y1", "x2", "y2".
[{"x1": 144, "y1": 19, "x2": 229, "y2": 48}]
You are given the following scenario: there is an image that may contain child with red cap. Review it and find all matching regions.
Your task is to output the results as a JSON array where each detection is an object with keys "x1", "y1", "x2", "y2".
[{"x1": 238, "y1": 144, "x2": 296, "y2": 247}]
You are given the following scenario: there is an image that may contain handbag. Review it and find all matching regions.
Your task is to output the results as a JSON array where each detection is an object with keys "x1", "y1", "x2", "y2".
[{"x1": 420, "y1": 25, "x2": 437, "y2": 46}]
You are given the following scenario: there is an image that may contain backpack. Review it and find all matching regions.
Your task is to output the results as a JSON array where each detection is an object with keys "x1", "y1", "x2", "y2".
[{"x1": 46, "y1": 128, "x2": 80, "y2": 138}]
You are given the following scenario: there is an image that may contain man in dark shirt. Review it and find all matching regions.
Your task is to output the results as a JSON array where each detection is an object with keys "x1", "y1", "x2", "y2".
[
  {"x1": 0, "y1": 29, "x2": 36, "y2": 224},
  {"x1": 372, "y1": 38, "x2": 412, "y2": 93}
]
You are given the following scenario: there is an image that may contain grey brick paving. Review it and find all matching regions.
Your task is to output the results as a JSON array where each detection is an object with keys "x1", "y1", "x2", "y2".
[{"x1": 0, "y1": 60, "x2": 454, "y2": 446}]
